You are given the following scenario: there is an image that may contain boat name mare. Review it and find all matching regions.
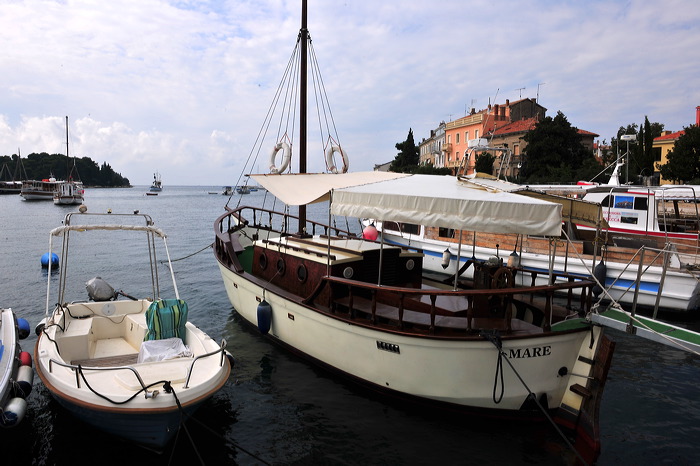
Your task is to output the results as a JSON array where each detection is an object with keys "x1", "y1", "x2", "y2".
[{"x1": 509, "y1": 346, "x2": 552, "y2": 359}]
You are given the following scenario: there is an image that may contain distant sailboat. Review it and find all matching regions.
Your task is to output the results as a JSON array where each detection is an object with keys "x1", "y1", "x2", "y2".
[{"x1": 54, "y1": 116, "x2": 85, "y2": 206}]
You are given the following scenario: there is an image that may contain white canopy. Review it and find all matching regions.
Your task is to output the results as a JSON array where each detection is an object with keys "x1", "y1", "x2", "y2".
[
  {"x1": 331, "y1": 174, "x2": 563, "y2": 236},
  {"x1": 250, "y1": 171, "x2": 408, "y2": 206}
]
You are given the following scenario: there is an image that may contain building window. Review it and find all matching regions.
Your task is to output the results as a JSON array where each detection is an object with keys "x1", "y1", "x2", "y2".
[
  {"x1": 475, "y1": 130, "x2": 479, "y2": 139},
  {"x1": 447, "y1": 135, "x2": 451, "y2": 143},
  {"x1": 465, "y1": 131, "x2": 469, "y2": 141},
  {"x1": 514, "y1": 144, "x2": 520, "y2": 155},
  {"x1": 456, "y1": 133, "x2": 460, "y2": 144}
]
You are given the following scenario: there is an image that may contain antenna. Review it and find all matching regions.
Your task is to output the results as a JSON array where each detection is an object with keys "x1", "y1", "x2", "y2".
[
  {"x1": 516, "y1": 87, "x2": 525, "y2": 99},
  {"x1": 536, "y1": 82, "x2": 545, "y2": 103}
]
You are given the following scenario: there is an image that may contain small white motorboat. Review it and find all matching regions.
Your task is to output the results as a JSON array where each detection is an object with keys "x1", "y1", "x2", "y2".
[{"x1": 35, "y1": 209, "x2": 232, "y2": 450}]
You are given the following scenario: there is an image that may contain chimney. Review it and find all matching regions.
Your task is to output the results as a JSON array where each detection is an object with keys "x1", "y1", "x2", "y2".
[
  {"x1": 505, "y1": 99, "x2": 510, "y2": 106},
  {"x1": 696, "y1": 106, "x2": 700, "y2": 126}
]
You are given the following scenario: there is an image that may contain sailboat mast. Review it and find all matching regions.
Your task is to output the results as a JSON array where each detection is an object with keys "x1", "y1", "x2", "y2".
[
  {"x1": 298, "y1": 0, "x2": 308, "y2": 234},
  {"x1": 65, "y1": 116, "x2": 69, "y2": 179}
]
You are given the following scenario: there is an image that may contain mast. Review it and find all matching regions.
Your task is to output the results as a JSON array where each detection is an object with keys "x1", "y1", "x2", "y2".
[
  {"x1": 298, "y1": 0, "x2": 308, "y2": 234},
  {"x1": 65, "y1": 116, "x2": 70, "y2": 180}
]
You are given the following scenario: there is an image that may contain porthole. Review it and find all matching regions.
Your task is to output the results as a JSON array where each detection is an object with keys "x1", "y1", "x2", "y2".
[
  {"x1": 405, "y1": 259, "x2": 415, "y2": 271},
  {"x1": 343, "y1": 267, "x2": 354, "y2": 279},
  {"x1": 297, "y1": 264, "x2": 308, "y2": 283},
  {"x1": 276, "y1": 258, "x2": 286, "y2": 276},
  {"x1": 259, "y1": 253, "x2": 268, "y2": 270}
]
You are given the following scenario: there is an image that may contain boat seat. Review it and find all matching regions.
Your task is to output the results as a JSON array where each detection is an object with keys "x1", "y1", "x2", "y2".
[{"x1": 144, "y1": 299, "x2": 188, "y2": 343}]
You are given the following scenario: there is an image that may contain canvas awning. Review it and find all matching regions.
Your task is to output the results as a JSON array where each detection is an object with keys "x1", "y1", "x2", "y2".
[
  {"x1": 459, "y1": 173, "x2": 608, "y2": 228},
  {"x1": 331, "y1": 174, "x2": 563, "y2": 236},
  {"x1": 250, "y1": 171, "x2": 409, "y2": 206}
]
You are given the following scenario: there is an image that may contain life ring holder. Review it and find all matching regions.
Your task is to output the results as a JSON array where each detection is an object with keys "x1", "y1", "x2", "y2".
[
  {"x1": 269, "y1": 142, "x2": 292, "y2": 174},
  {"x1": 325, "y1": 144, "x2": 349, "y2": 174}
]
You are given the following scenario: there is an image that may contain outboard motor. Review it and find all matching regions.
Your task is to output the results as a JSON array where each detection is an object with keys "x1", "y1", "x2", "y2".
[{"x1": 86, "y1": 277, "x2": 116, "y2": 301}]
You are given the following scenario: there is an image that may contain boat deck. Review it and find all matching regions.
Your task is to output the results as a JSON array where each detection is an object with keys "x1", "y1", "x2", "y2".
[{"x1": 71, "y1": 353, "x2": 138, "y2": 368}]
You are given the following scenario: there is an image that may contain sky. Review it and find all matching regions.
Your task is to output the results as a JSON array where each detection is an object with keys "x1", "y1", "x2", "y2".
[{"x1": 1, "y1": 0, "x2": 699, "y2": 186}]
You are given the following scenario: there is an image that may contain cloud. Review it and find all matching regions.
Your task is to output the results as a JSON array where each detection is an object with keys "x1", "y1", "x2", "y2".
[{"x1": 0, "y1": 0, "x2": 698, "y2": 184}]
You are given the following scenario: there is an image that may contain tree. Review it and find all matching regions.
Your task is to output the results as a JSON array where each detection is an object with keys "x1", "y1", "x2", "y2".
[
  {"x1": 658, "y1": 125, "x2": 700, "y2": 184},
  {"x1": 520, "y1": 111, "x2": 594, "y2": 183},
  {"x1": 611, "y1": 118, "x2": 664, "y2": 183},
  {"x1": 390, "y1": 129, "x2": 419, "y2": 173},
  {"x1": 474, "y1": 152, "x2": 495, "y2": 174}
]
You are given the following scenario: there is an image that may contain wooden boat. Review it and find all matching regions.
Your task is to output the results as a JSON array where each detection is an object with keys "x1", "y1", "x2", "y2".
[
  {"x1": 1, "y1": 308, "x2": 33, "y2": 427},
  {"x1": 213, "y1": 3, "x2": 614, "y2": 464},
  {"x1": 35, "y1": 210, "x2": 231, "y2": 450}
]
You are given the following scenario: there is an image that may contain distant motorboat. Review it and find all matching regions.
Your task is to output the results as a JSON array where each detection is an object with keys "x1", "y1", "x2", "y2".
[{"x1": 20, "y1": 177, "x2": 61, "y2": 201}]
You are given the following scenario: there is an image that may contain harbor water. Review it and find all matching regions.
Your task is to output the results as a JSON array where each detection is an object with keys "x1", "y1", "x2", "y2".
[{"x1": 1, "y1": 186, "x2": 699, "y2": 465}]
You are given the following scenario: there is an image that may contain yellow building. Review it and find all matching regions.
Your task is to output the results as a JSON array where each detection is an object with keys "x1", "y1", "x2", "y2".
[{"x1": 654, "y1": 106, "x2": 700, "y2": 185}]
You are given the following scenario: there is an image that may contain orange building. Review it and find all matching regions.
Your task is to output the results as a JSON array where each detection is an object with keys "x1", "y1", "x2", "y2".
[{"x1": 442, "y1": 98, "x2": 546, "y2": 174}]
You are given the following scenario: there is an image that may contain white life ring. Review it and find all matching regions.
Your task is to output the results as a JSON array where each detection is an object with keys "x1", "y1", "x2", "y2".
[
  {"x1": 269, "y1": 142, "x2": 291, "y2": 174},
  {"x1": 325, "y1": 145, "x2": 349, "y2": 174}
]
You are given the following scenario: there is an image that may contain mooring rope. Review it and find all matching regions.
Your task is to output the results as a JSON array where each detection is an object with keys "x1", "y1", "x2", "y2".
[
  {"x1": 481, "y1": 333, "x2": 589, "y2": 466},
  {"x1": 161, "y1": 243, "x2": 214, "y2": 264}
]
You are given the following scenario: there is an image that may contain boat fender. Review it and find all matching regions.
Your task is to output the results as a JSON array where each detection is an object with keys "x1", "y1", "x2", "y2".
[
  {"x1": 225, "y1": 351, "x2": 235, "y2": 369},
  {"x1": 325, "y1": 145, "x2": 349, "y2": 174},
  {"x1": 507, "y1": 251, "x2": 520, "y2": 268},
  {"x1": 19, "y1": 351, "x2": 32, "y2": 367},
  {"x1": 257, "y1": 300, "x2": 272, "y2": 335},
  {"x1": 592, "y1": 261, "x2": 607, "y2": 297},
  {"x1": 441, "y1": 249, "x2": 451, "y2": 269},
  {"x1": 40, "y1": 252, "x2": 59, "y2": 269},
  {"x1": 362, "y1": 223, "x2": 378, "y2": 241},
  {"x1": 269, "y1": 142, "x2": 292, "y2": 174},
  {"x1": 16, "y1": 318, "x2": 30, "y2": 340},
  {"x1": 14, "y1": 365, "x2": 34, "y2": 398},
  {"x1": 0, "y1": 397, "x2": 27, "y2": 427},
  {"x1": 35, "y1": 318, "x2": 46, "y2": 336}
]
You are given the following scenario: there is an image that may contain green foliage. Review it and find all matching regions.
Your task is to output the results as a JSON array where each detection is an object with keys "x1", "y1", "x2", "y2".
[
  {"x1": 521, "y1": 112, "x2": 595, "y2": 183},
  {"x1": 390, "y1": 129, "x2": 419, "y2": 173},
  {"x1": 0, "y1": 152, "x2": 130, "y2": 187},
  {"x1": 658, "y1": 125, "x2": 700, "y2": 183},
  {"x1": 474, "y1": 152, "x2": 496, "y2": 175},
  {"x1": 410, "y1": 164, "x2": 452, "y2": 175},
  {"x1": 611, "y1": 118, "x2": 664, "y2": 183}
]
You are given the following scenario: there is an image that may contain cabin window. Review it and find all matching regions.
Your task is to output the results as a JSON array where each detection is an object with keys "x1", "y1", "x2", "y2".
[
  {"x1": 400, "y1": 223, "x2": 421, "y2": 235},
  {"x1": 633, "y1": 197, "x2": 648, "y2": 211},
  {"x1": 438, "y1": 227, "x2": 455, "y2": 238},
  {"x1": 601, "y1": 195, "x2": 612, "y2": 207},
  {"x1": 276, "y1": 258, "x2": 286, "y2": 276},
  {"x1": 383, "y1": 222, "x2": 420, "y2": 235},
  {"x1": 297, "y1": 264, "x2": 307, "y2": 283},
  {"x1": 259, "y1": 253, "x2": 268, "y2": 270},
  {"x1": 613, "y1": 195, "x2": 634, "y2": 209}
]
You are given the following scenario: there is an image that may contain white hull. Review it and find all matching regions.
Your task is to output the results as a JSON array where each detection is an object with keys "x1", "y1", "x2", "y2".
[
  {"x1": 218, "y1": 261, "x2": 601, "y2": 412},
  {"x1": 381, "y1": 230, "x2": 700, "y2": 313},
  {"x1": 20, "y1": 190, "x2": 56, "y2": 201},
  {"x1": 35, "y1": 300, "x2": 230, "y2": 449}
]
